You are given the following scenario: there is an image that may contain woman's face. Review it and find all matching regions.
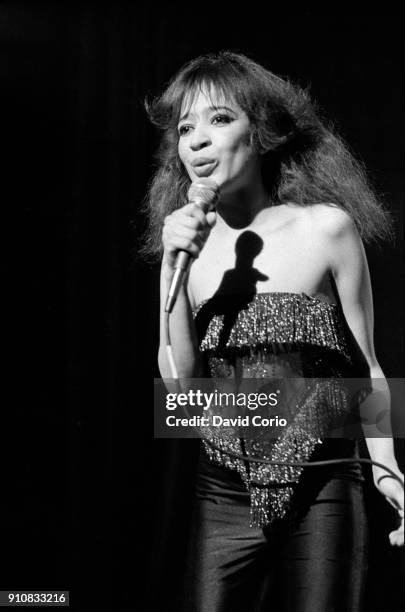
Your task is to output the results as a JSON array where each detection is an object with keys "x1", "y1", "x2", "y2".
[{"x1": 177, "y1": 86, "x2": 260, "y2": 193}]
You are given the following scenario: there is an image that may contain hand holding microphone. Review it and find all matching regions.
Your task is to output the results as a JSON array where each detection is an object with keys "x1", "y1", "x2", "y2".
[{"x1": 163, "y1": 178, "x2": 219, "y2": 313}]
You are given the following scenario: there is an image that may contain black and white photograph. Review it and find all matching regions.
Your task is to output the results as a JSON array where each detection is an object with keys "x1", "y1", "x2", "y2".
[{"x1": 1, "y1": 6, "x2": 403, "y2": 611}]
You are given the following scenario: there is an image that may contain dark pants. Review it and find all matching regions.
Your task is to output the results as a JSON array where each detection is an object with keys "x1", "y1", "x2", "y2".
[{"x1": 181, "y1": 447, "x2": 368, "y2": 612}]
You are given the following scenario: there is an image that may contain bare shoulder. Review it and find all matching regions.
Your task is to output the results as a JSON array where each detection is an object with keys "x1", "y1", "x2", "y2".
[{"x1": 302, "y1": 203, "x2": 358, "y2": 240}]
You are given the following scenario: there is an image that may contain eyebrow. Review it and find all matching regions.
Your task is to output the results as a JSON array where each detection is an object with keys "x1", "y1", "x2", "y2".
[{"x1": 178, "y1": 105, "x2": 237, "y2": 123}]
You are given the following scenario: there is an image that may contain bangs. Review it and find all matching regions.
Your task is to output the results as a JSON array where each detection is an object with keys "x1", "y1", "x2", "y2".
[
  {"x1": 147, "y1": 52, "x2": 259, "y2": 131},
  {"x1": 178, "y1": 78, "x2": 240, "y2": 119},
  {"x1": 174, "y1": 65, "x2": 251, "y2": 126}
]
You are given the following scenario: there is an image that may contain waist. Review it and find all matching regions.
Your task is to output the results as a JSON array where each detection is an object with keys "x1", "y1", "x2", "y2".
[{"x1": 198, "y1": 438, "x2": 364, "y2": 487}]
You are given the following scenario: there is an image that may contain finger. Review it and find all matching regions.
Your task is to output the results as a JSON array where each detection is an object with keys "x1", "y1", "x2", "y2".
[
  {"x1": 175, "y1": 215, "x2": 206, "y2": 231},
  {"x1": 180, "y1": 203, "x2": 211, "y2": 224},
  {"x1": 163, "y1": 224, "x2": 199, "y2": 249},
  {"x1": 166, "y1": 209, "x2": 205, "y2": 228},
  {"x1": 167, "y1": 235, "x2": 200, "y2": 257},
  {"x1": 389, "y1": 525, "x2": 404, "y2": 547},
  {"x1": 206, "y1": 211, "x2": 217, "y2": 227},
  {"x1": 195, "y1": 228, "x2": 212, "y2": 250}
]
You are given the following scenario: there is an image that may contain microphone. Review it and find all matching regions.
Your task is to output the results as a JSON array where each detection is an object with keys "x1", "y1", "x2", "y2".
[{"x1": 165, "y1": 178, "x2": 220, "y2": 313}]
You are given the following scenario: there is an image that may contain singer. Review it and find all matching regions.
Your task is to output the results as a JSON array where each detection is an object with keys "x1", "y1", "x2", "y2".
[{"x1": 142, "y1": 51, "x2": 404, "y2": 610}]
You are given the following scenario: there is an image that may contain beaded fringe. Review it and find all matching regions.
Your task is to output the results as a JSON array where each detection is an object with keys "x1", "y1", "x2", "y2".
[
  {"x1": 195, "y1": 293, "x2": 354, "y2": 528},
  {"x1": 250, "y1": 484, "x2": 295, "y2": 527},
  {"x1": 194, "y1": 292, "x2": 351, "y2": 362}
]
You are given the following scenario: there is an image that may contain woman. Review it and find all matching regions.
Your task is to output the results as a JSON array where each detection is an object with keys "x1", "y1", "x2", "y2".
[{"x1": 143, "y1": 51, "x2": 404, "y2": 610}]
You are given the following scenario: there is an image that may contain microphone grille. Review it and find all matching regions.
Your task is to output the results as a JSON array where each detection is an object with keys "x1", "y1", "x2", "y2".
[{"x1": 188, "y1": 178, "x2": 219, "y2": 210}]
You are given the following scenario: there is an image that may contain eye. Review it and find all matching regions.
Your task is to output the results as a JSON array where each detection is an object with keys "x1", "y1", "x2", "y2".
[
  {"x1": 212, "y1": 114, "x2": 233, "y2": 125},
  {"x1": 178, "y1": 124, "x2": 193, "y2": 136}
]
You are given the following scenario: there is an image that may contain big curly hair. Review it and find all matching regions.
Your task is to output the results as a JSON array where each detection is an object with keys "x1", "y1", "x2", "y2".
[{"x1": 140, "y1": 51, "x2": 392, "y2": 261}]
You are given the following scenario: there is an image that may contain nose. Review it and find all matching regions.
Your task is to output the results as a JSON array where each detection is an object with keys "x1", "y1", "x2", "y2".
[{"x1": 189, "y1": 123, "x2": 211, "y2": 151}]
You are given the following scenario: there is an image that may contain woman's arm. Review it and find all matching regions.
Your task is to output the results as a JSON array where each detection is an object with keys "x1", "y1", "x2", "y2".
[
  {"x1": 323, "y1": 207, "x2": 403, "y2": 545},
  {"x1": 157, "y1": 203, "x2": 217, "y2": 380},
  {"x1": 158, "y1": 258, "x2": 204, "y2": 379}
]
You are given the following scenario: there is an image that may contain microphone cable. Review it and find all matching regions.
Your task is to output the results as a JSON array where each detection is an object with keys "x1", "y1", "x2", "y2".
[{"x1": 163, "y1": 312, "x2": 404, "y2": 525}]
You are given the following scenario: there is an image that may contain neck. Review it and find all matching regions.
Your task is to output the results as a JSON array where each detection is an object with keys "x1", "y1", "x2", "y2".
[{"x1": 216, "y1": 174, "x2": 269, "y2": 229}]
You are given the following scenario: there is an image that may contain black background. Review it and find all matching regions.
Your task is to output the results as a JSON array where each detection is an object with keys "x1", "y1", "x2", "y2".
[{"x1": 1, "y1": 6, "x2": 403, "y2": 611}]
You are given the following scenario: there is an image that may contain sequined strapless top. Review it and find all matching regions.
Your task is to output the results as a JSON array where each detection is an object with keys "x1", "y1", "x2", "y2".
[{"x1": 193, "y1": 291, "x2": 360, "y2": 527}]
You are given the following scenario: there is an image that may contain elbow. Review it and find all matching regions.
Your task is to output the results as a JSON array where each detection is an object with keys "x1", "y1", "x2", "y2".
[
  {"x1": 158, "y1": 346, "x2": 170, "y2": 379},
  {"x1": 158, "y1": 344, "x2": 204, "y2": 379},
  {"x1": 368, "y1": 362, "x2": 385, "y2": 381}
]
